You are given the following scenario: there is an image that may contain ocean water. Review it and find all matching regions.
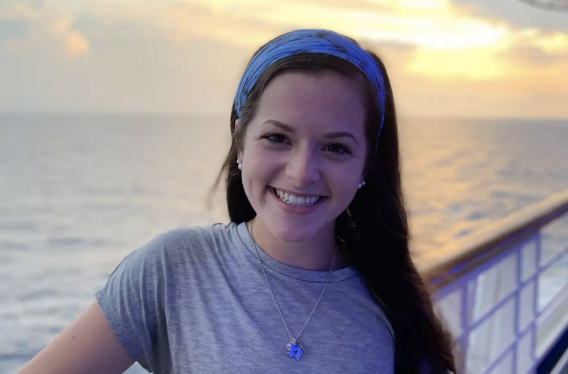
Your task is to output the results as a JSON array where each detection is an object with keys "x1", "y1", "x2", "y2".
[{"x1": 1, "y1": 114, "x2": 567, "y2": 373}]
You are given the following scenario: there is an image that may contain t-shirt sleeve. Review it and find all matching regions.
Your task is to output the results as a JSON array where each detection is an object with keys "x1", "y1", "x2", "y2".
[{"x1": 95, "y1": 233, "x2": 168, "y2": 373}]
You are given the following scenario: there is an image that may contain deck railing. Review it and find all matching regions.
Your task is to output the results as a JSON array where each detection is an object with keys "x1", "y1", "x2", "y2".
[{"x1": 418, "y1": 189, "x2": 568, "y2": 374}]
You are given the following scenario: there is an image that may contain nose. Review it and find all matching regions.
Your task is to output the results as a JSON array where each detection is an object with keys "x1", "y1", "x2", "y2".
[{"x1": 285, "y1": 145, "x2": 320, "y2": 187}]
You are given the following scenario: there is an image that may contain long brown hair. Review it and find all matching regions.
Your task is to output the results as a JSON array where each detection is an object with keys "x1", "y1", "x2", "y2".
[{"x1": 210, "y1": 33, "x2": 455, "y2": 374}]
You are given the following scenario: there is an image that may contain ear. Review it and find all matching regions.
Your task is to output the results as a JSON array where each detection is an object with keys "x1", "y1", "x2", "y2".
[{"x1": 235, "y1": 118, "x2": 241, "y2": 130}]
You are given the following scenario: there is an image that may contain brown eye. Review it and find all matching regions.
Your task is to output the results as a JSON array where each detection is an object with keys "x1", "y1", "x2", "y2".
[
  {"x1": 264, "y1": 134, "x2": 288, "y2": 143},
  {"x1": 326, "y1": 143, "x2": 352, "y2": 155}
]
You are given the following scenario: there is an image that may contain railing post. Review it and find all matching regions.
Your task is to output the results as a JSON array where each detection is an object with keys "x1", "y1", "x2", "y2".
[
  {"x1": 459, "y1": 277, "x2": 476, "y2": 374},
  {"x1": 532, "y1": 231, "x2": 541, "y2": 369},
  {"x1": 513, "y1": 244, "x2": 522, "y2": 374}
]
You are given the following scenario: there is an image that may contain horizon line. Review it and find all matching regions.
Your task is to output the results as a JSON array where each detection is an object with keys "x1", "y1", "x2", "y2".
[{"x1": 0, "y1": 110, "x2": 567, "y2": 122}]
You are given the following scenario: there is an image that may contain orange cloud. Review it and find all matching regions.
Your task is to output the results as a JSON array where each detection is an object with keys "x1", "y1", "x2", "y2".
[
  {"x1": 0, "y1": 3, "x2": 90, "y2": 58},
  {"x1": 162, "y1": 3, "x2": 282, "y2": 48},
  {"x1": 2, "y1": 0, "x2": 565, "y2": 118},
  {"x1": 171, "y1": 0, "x2": 567, "y2": 73},
  {"x1": 406, "y1": 47, "x2": 506, "y2": 80},
  {"x1": 131, "y1": 0, "x2": 568, "y2": 117},
  {"x1": 0, "y1": 3, "x2": 40, "y2": 19},
  {"x1": 66, "y1": 32, "x2": 90, "y2": 57}
]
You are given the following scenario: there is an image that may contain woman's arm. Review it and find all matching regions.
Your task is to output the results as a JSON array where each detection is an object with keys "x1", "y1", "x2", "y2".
[{"x1": 16, "y1": 300, "x2": 135, "y2": 374}]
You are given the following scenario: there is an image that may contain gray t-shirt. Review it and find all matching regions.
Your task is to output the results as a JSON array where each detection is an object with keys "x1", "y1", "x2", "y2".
[{"x1": 95, "y1": 222, "x2": 396, "y2": 373}]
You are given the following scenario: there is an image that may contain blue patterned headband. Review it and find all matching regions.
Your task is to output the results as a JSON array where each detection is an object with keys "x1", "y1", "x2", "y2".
[{"x1": 234, "y1": 29, "x2": 387, "y2": 142}]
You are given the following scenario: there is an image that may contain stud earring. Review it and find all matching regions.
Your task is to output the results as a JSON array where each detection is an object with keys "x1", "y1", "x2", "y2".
[
  {"x1": 237, "y1": 159, "x2": 242, "y2": 170},
  {"x1": 357, "y1": 181, "x2": 366, "y2": 189}
]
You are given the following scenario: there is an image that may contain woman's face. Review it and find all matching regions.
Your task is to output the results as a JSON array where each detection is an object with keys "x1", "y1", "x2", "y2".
[{"x1": 238, "y1": 70, "x2": 368, "y2": 243}]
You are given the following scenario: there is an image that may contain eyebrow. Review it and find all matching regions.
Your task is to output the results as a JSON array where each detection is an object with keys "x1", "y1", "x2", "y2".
[{"x1": 262, "y1": 119, "x2": 359, "y2": 146}]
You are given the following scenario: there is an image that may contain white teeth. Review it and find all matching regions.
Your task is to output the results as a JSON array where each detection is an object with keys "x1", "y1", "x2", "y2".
[{"x1": 274, "y1": 189, "x2": 322, "y2": 207}]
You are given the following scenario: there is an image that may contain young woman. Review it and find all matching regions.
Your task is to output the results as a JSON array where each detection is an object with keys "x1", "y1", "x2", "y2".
[{"x1": 17, "y1": 29, "x2": 455, "y2": 374}]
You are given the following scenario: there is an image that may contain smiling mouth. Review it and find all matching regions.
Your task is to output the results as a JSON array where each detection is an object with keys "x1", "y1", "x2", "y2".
[{"x1": 271, "y1": 187, "x2": 326, "y2": 207}]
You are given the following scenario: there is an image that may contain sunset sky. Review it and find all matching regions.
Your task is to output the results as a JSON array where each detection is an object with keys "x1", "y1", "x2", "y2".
[{"x1": 0, "y1": 0, "x2": 567, "y2": 118}]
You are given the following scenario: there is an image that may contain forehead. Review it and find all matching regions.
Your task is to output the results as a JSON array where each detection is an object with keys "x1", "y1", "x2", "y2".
[{"x1": 253, "y1": 71, "x2": 367, "y2": 136}]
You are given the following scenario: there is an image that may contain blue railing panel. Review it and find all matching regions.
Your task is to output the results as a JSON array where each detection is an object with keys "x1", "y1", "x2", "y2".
[
  {"x1": 540, "y1": 214, "x2": 568, "y2": 266},
  {"x1": 429, "y1": 204, "x2": 568, "y2": 373},
  {"x1": 519, "y1": 281, "x2": 536, "y2": 332},
  {"x1": 486, "y1": 349, "x2": 514, "y2": 374},
  {"x1": 435, "y1": 287, "x2": 463, "y2": 337},
  {"x1": 521, "y1": 239, "x2": 538, "y2": 282},
  {"x1": 425, "y1": 191, "x2": 568, "y2": 373},
  {"x1": 536, "y1": 285, "x2": 568, "y2": 358},
  {"x1": 516, "y1": 328, "x2": 534, "y2": 374},
  {"x1": 472, "y1": 252, "x2": 518, "y2": 323},
  {"x1": 467, "y1": 297, "x2": 517, "y2": 373},
  {"x1": 537, "y1": 253, "x2": 568, "y2": 311}
]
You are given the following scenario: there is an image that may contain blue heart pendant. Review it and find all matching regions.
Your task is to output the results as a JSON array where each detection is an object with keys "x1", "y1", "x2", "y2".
[{"x1": 286, "y1": 339, "x2": 305, "y2": 361}]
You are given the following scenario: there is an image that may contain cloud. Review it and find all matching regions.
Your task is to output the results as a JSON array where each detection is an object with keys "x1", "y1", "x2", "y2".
[
  {"x1": 65, "y1": 31, "x2": 88, "y2": 57},
  {"x1": 0, "y1": 4, "x2": 252, "y2": 115},
  {"x1": 504, "y1": 45, "x2": 565, "y2": 65},
  {"x1": 390, "y1": 67, "x2": 568, "y2": 119},
  {"x1": 0, "y1": 2, "x2": 41, "y2": 19},
  {"x1": 174, "y1": 0, "x2": 475, "y2": 50},
  {"x1": 0, "y1": 0, "x2": 566, "y2": 118},
  {"x1": 386, "y1": 42, "x2": 568, "y2": 119},
  {"x1": 0, "y1": 17, "x2": 28, "y2": 46},
  {"x1": 160, "y1": 2, "x2": 285, "y2": 48},
  {"x1": 363, "y1": 21, "x2": 568, "y2": 82},
  {"x1": 453, "y1": 0, "x2": 568, "y2": 33},
  {"x1": 528, "y1": 31, "x2": 568, "y2": 53},
  {"x1": 0, "y1": 3, "x2": 90, "y2": 58},
  {"x1": 258, "y1": 0, "x2": 393, "y2": 13}
]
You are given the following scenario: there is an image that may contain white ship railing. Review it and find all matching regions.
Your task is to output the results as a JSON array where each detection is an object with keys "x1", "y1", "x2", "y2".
[{"x1": 418, "y1": 189, "x2": 568, "y2": 374}]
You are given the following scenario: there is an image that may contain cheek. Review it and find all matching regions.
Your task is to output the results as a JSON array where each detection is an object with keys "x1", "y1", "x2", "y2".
[
  {"x1": 243, "y1": 150, "x2": 277, "y2": 188},
  {"x1": 328, "y1": 166, "x2": 361, "y2": 197}
]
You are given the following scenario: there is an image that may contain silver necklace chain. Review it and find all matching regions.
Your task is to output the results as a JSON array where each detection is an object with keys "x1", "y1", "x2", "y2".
[{"x1": 249, "y1": 218, "x2": 337, "y2": 358}]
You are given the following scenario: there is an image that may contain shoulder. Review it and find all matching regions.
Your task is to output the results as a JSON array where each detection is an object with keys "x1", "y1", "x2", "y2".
[
  {"x1": 140, "y1": 222, "x2": 239, "y2": 267},
  {"x1": 155, "y1": 222, "x2": 238, "y2": 253},
  {"x1": 102, "y1": 222, "x2": 239, "y2": 289}
]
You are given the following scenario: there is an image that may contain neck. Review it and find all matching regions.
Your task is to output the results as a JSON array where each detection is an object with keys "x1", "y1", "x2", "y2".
[{"x1": 246, "y1": 217, "x2": 346, "y2": 271}]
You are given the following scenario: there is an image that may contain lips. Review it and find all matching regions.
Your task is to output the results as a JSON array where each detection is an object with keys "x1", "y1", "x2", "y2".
[
  {"x1": 273, "y1": 188, "x2": 323, "y2": 207},
  {"x1": 268, "y1": 186, "x2": 327, "y2": 214}
]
